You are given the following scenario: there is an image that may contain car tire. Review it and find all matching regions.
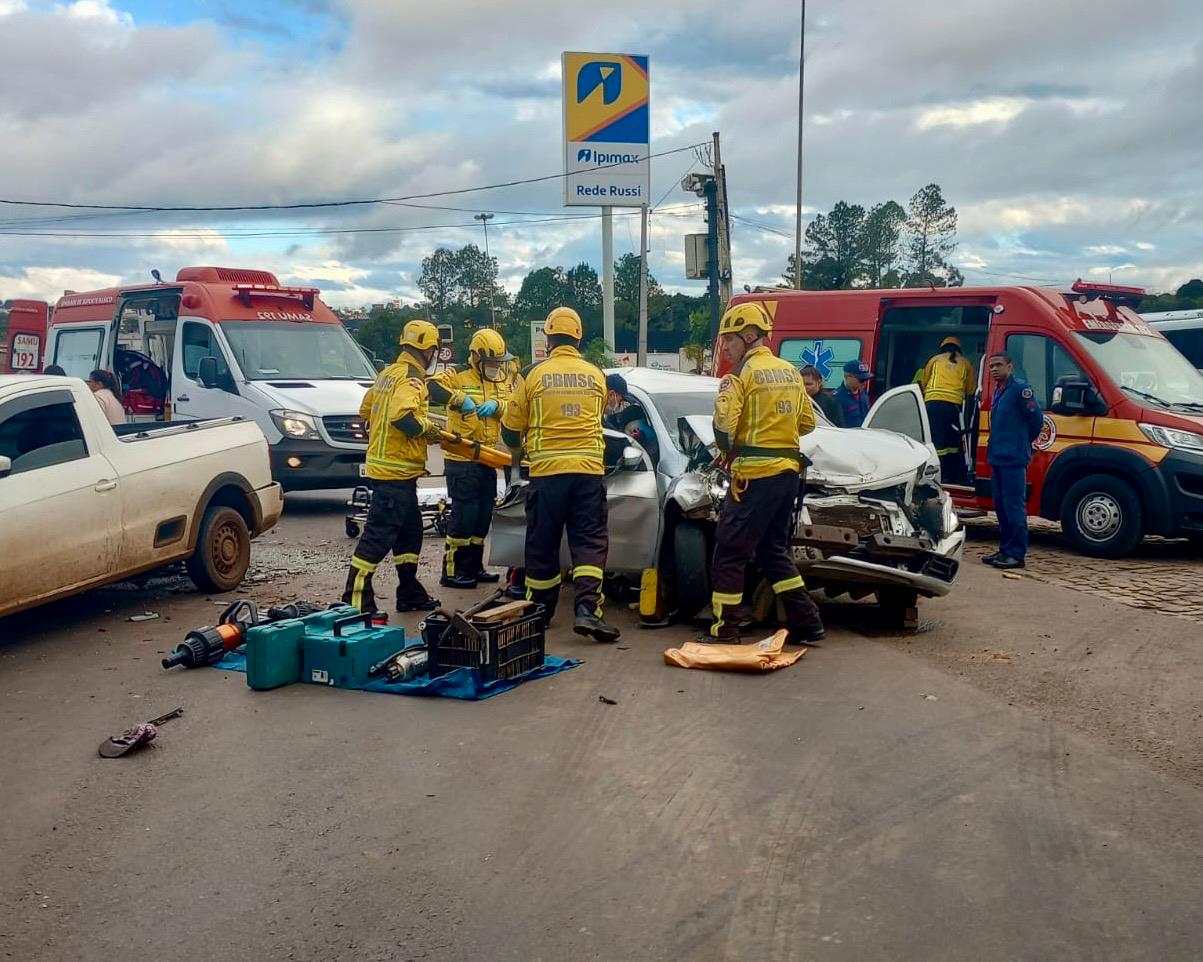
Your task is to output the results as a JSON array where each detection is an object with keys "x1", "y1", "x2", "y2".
[
  {"x1": 186, "y1": 505, "x2": 251, "y2": 593},
  {"x1": 671, "y1": 522, "x2": 711, "y2": 620},
  {"x1": 1060, "y1": 475, "x2": 1143, "y2": 559}
]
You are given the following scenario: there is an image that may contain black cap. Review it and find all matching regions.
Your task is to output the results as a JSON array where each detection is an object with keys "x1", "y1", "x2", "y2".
[{"x1": 605, "y1": 373, "x2": 628, "y2": 394}]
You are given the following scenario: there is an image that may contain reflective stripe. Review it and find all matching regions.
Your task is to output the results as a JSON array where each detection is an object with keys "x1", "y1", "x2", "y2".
[
  {"x1": 528, "y1": 448, "x2": 603, "y2": 461},
  {"x1": 572, "y1": 564, "x2": 604, "y2": 581},
  {"x1": 468, "y1": 536, "x2": 485, "y2": 546},
  {"x1": 771, "y1": 575, "x2": 805, "y2": 594},
  {"x1": 445, "y1": 537, "x2": 472, "y2": 547},
  {"x1": 935, "y1": 446, "x2": 960, "y2": 456},
  {"x1": 525, "y1": 572, "x2": 563, "y2": 590},
  {"x1": 711, "y1": 591, "x2": 743, "y2": 606},
  {"x1": 351, "y1": 556, "x2": 378, "y2": 573},
  {"x1": 393, "y1": 553, "x2": 419, "y2": 566}
]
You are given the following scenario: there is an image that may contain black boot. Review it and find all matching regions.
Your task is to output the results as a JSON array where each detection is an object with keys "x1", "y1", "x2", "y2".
[
  {"x1": 440, "y1": 573, "x2": 478, "y2": 590},
  {"x1": 342, "y1": 559, "x2": 378, "y2": 614},
  {"x1": 397, "y1": 562, "x2": 440, "y2": 612},
  {"x1": 782, "y1": 589, "x2": 825, "y2": 645},
  {"x1": 469, "y1": 543, "x2": 501, "y2": 583},
  {"x1": 573, "y1": 604, "x2": 620, "y2": 643}
]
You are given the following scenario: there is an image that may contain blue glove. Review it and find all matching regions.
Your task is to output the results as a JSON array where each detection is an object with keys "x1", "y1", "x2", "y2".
[
  {"x1": 459, "y1": 396, "x2": 477, "y2": 416},
  {"x1": 477, "y1": 399, "x2": 499, "y2": 418}
]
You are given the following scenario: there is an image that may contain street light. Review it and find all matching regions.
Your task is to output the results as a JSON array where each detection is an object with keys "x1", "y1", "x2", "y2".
[
  {"x1": 794, "y1": 0, "x2": 806, "y2": 290},
  {"x1": 474, "y1": 212, "x2": 497, "y2": 328}
]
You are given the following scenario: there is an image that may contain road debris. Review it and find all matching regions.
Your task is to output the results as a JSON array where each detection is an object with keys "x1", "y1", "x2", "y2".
[
  {"x1": 128, "y1": 612, "x2": 160, "y2": 622},
  {"x1": 598, "y1": 695, "x2": 618, "y2": 705}
]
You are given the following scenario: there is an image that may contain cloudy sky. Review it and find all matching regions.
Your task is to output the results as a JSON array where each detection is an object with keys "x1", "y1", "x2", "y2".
[{"x1": 1, "y1": 0, "x2": 1201, "y2": 307}]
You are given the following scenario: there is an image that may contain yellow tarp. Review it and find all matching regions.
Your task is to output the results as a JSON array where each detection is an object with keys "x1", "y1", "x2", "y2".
[{"x1": 664, "y1": 630, "x2": 805, "y2": 673}]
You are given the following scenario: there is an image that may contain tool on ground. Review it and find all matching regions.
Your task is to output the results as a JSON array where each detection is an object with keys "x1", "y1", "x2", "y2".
[
  {"x1": 422, "y1": 592, "x2": 546, "y2": 682},
  {"x1": 98, "y1": 706, "x2": 184, "y2": 758},
  {"x1": 368, "y1": 645, "x2": 430, "y2": 683},
  {"x1": 164, "y1": 600, "x2": 329, "y2": 670}
]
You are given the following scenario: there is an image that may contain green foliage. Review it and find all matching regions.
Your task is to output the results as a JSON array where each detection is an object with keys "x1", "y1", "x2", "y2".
[
  {"x1": 1138, "y1": 279, "x2": 1203, "y2": 313},
  {"x1": 582, "y1": 336, "x2": 615, "y2": 368},
  {"x1": 353, "y1": 304, "x2": 428, "y2": 362},
  {"x1": 783, "y1": 184, "x2": 963, "y2": 290}
]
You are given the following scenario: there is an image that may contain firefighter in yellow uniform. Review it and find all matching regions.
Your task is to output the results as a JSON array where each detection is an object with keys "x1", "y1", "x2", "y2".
[
  {"x1": 919, "y1": 335, "x2": 976, "y2": 485},
  {"x1": 342, "y1": 320, "x2": 444, "y2": 614},
  {"x1": 501, "y1": 307, "x2": 619, "y2": 642},
  {"x1": 709, "y1": 302, "x2": 825, "y2": 644},
  {"x1": 428, "y1": 328, "x2": 514, "y2": 589}
]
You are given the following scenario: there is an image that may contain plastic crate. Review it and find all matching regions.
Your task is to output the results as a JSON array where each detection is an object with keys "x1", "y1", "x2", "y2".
[{"x1": 421, "y1": 604, "x2": 546, "y2": 683}]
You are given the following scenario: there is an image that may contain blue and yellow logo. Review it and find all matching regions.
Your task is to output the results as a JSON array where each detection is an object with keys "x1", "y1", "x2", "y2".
[{"x1": 563, "y1": 52, "x2": 649, "y2": 144}]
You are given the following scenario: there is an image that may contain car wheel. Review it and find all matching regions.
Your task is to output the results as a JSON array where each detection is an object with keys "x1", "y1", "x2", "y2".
[
  {"x1": 1060, "y1": 475, "x2": 1143, "y2": 558},
  {"x1": 878, "y1": 587, "x2": 919, "y2": 630},
  {"x1": 186, "y1": 505, "x2": 251, "y2": 593},
  {"x1": 671, "y1": 522, "x2": 711, "y2": 620}
]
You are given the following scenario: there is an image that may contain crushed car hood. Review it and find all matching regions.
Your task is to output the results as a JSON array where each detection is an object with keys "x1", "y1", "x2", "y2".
[{"x1": 682, "y1": 415, "x2": 932, "y2": 491}]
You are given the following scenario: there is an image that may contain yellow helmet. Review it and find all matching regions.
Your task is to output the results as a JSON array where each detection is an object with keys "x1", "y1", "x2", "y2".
[
  {"x1": 399, "y1": 319, "x2": 440, "y2": 352},
  {"x1": 469, "y1": 328, "x2": 514, "y2": 381},
  {"x1": 718, "y1": 302, "x2": 772, "y2": 338},
  {"x1": 940, "y1": 336, "x2": 962, "y2": 349},
  {"x1": 544, "y1": 306, "x2": 583, "y2": 340}
]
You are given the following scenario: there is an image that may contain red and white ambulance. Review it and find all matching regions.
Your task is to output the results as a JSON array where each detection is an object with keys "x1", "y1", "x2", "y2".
[
  {"x1": 719, "y1": 281, "x2": 1203, "y2": 557},
  {"x1": 20, "y1": 266, "x2": 380, "y2": 490}
]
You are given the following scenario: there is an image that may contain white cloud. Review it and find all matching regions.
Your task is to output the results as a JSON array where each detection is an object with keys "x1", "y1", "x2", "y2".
[
  {"x1": 57, "y1": 0, "x2": 133, "y2": 28},
  {"x1": 1135, "y1": 241, "x2": 1157, "y2": 251},
  {"x1": 917, "y1": 97, "x2": 1029, "y2": 131},
  {"x1": 0, "y1": 0, "x2": 28, "y2": 16},
  {"x1": 0, "y1": 265, "x2": 122, "y2": 300},
  {"x1": 1084, "y1": 244, "x2": 1128, "y2": 256}
]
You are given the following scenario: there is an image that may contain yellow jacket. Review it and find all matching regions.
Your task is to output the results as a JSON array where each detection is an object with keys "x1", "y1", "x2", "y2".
[
  {"x1": 502, "y1": 345, "x2": 606, "y2": 477},
  {"x1": 714, "y1": 345, "x2": 815, "y2": 480},
  {"x1": 359, "y1": 355, "x2": 435, "y2": 481},
  {"x1": 430, "y1": 365, "x2": 512, "y2": 462},
  {"x1": 921, "y1": 352, "x2": 976, "y2": 405}
]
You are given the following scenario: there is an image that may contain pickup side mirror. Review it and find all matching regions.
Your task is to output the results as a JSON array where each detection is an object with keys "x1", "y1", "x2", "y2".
[
  {"x1": 197, "y1": 355, "x2": 220, "y2": 389},
  {"x1": 1051, "y1": 376, "x2": 1106, "y2": 417},
  {"x1": 620, "y1": 445, "x2": 644, "y2": 470},
  {"x1": 0, "y1": 455, "x2": 10, "y2": 478},
  {"x1": 373, "y1": 357, "x2": 386, "y2": 373}
]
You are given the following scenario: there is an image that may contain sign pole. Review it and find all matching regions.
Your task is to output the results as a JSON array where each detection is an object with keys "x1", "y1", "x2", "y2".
[
  {"x1": 602, "y1": 206, "x2": 615, "y2": 353},
  {"x1": 637, "y1": 203, "x2": 649, "y2": 366}
]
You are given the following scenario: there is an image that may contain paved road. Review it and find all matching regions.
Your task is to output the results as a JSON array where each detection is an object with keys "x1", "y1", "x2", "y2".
[{"x1": 1, "y1": 492, "x2": 1201, "y2": 961}]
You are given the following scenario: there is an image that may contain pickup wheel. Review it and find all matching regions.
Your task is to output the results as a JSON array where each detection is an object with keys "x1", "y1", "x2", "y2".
[
  {"x1": 671, "y1": 522, "x2": 711, "y2": 621},
  {"x1": 186, "y1": 505, "x2": 251, "y2": 593},
  {"x1": 1060, "y1": 475, "x2": 1143, "y2": 559}
]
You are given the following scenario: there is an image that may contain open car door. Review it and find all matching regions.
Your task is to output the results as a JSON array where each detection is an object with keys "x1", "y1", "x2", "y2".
[
  {"x1": 862, "y1": 383, "x2": 937, "y2": 459},
  {"x1": 488, "y1": 429, "x2": 662, "y2": 575}
]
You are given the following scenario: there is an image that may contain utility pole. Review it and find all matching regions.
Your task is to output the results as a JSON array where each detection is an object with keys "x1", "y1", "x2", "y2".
[
  {"x1": 637, "y1": 203, "x2": 649, "y2": 366},
  {"x1": 704, "y1": 177, "x2": 721, "y2": 340},
  {"x1": 601, "y1": 207, "x2": 615, "y2": 352},
  {"x1": 794, "y1": 0, "x2": 807, "y2": 290},
  {"x1": 712, "y1": 130, "x2": 733, "y2": 307},
  {"x1": 474, "y1": 212, "x2": 497, "y2": 327}
]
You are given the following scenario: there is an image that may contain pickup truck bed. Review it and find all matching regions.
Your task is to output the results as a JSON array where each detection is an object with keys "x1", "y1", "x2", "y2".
[{"x1": 0, "y1": 376, "x2": 283, "y2": 618}]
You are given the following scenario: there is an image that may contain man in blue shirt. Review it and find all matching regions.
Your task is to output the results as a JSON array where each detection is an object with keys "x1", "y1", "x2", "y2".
[
  {"x1": 834, "y1": 359, "x2": 874, "y2": 428},
  {"x1": 984, "y1": 352, "x2": 1045, "y2": 570}
]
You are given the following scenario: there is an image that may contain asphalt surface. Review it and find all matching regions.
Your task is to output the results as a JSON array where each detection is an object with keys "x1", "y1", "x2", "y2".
[{"x1": 1, "y1": 490, "x2": 1201, "y2": 961}]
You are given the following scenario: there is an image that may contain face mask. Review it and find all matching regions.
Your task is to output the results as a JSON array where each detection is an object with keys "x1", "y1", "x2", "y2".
[
  {"x1": 425, "y1": 351, "x2": 438, "y2": 375},
  {"x1": 482, "y1": 361, "x2": 504, "y2": 382}
]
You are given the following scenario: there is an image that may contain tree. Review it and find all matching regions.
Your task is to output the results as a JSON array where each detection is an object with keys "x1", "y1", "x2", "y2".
[
  {"x1": 680, "y1": 308, "x2": 712, "y2": 373},
  {"x1": 353, "y1": 304, "x2": 428, "y2": 362},
  {"x1": 861, "y1": 201, "x2": 908, "y2": 288},
  {"x1": 902, "y1": 184, "x2": 963, "y2": 288},
  {"x1": 417, "y1": 248, "x2": 459, "y2": 320},
  {"x1": 513, "y1": 266, "x2": 567, "y2": 322},
  {"x1": 454, "y1": 244, "x2": 499, "y2": 310}
]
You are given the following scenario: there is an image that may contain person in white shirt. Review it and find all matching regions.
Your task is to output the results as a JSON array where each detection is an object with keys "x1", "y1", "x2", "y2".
[{"x1": 87, "y1": 369, "x2": 127, "y2": 426}]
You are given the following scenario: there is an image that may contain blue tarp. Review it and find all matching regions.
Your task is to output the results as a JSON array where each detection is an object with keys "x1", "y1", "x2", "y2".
[{"x1": 212, "y1": 648, "x2": 579, "y2": 701}]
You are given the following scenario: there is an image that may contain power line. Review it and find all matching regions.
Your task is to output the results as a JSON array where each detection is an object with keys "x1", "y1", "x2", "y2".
[
  {"x1": 0, "y1": 205, "x2": 703, "y2": 240},
  {"x1": 0, "y1": 143, "x2": 709, "y2": 214},
  {"x1": 729, "y1": 212, "x2": 793, "y2": 238}
]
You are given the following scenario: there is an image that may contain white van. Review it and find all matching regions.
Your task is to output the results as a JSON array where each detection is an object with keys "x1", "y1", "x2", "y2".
[
  {"x1": 41, "y1": 266, "x2": 379, "y2": 491},
  {"x1": 1144, "y1": 309, "x2": 1203, "y2": 371}
]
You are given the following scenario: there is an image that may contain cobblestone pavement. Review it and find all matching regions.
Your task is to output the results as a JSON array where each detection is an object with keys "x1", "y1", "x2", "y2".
[{"x1": 962, "y1": 516, "x2": 1203, "y2": 624}]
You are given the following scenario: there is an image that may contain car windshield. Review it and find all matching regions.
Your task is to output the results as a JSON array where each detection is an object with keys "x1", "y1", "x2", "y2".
[
  {"x1": 220, "y1": 321, "x2": 375, "y2": 381},
  {"x1": 1073, "y1": 332, "x2": 1203, "y2": 409},
  {"x1": 650, "y1": 392, "x2": 719, "y2": 451}
]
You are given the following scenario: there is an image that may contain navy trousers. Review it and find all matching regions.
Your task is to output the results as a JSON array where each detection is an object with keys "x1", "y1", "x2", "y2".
[{"x1": 990, "y1": 464, "x2": 1028, "y2": 561}]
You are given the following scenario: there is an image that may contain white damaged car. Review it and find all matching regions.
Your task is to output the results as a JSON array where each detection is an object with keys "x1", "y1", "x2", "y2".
[{"x1": 489, "y1": 368, "x2": 965, "y2": 627}]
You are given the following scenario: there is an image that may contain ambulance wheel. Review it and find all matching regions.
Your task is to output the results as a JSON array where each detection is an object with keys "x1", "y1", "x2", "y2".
[
  {"x1": 671, "y1": 522, "x2": 710, "y2": 621},
  {"x1": 186, "y1": 506, "x2": 251, "y2": 593},
  {"x1": 1061, "y1": 475, "x2": 1143, "y2": 558}
]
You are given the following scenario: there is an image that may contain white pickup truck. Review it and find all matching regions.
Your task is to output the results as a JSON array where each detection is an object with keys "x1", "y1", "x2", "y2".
[{"x1": 0, "y1": 375, "x2": 283, "y2": 618}]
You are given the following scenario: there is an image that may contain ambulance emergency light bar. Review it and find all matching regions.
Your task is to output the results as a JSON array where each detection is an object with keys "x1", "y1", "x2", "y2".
[
  {"x1": 232, "y1": 283, "x2": 319, "y2": 311},
  {"x1": 1070, "y1": 279, "x2": 1146, "y2": 307}
]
